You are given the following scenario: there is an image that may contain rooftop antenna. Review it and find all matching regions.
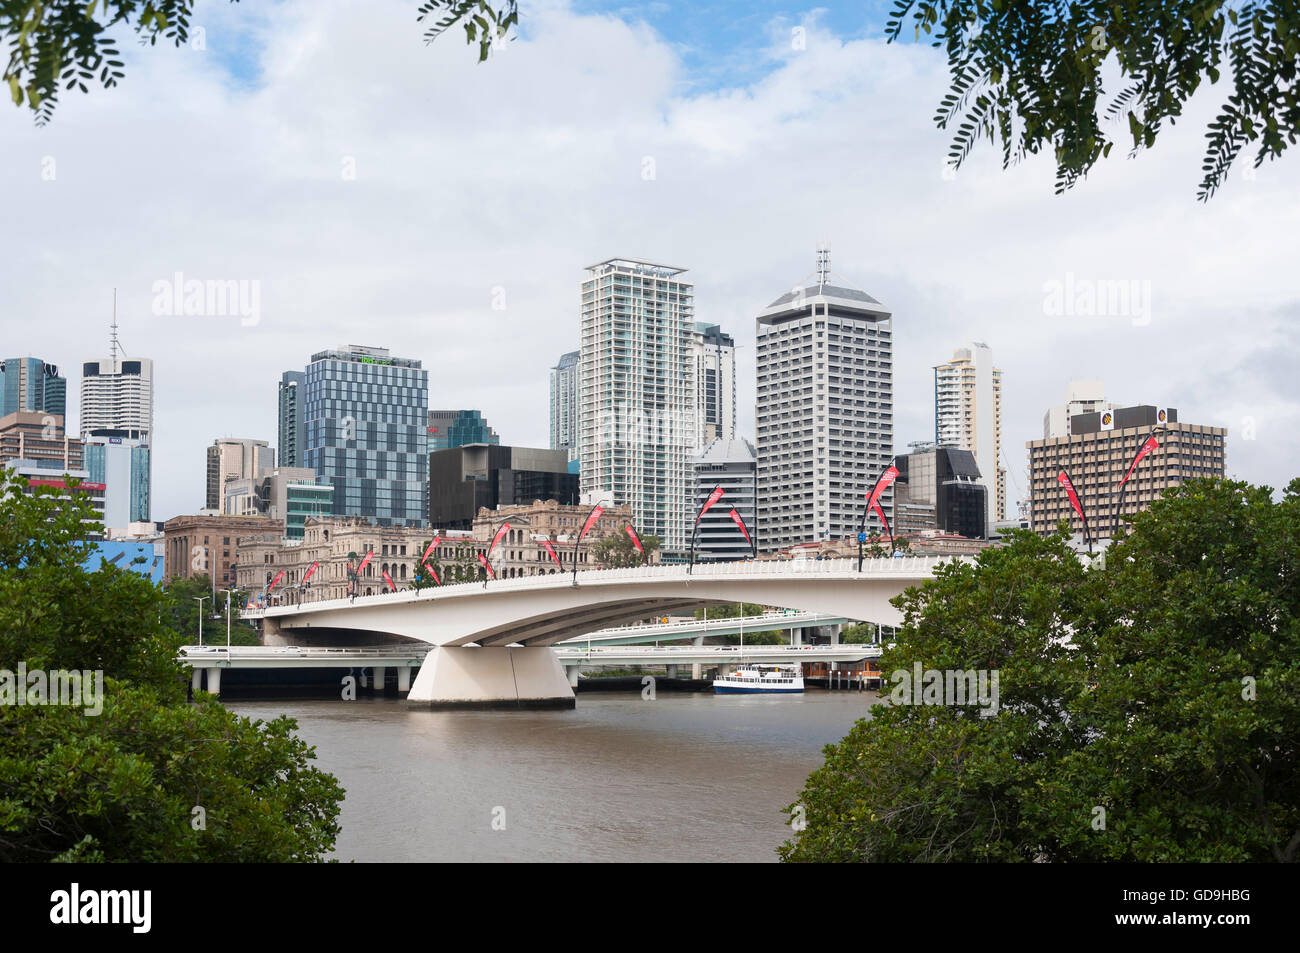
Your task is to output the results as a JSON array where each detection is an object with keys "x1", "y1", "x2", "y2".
[
  {"x1": 110, "y1": 289, "x2": 120, "y2": 360},
  {"x1": 815, "y1": 243, "x2": 830, "y2": 288},
  {"x1": 110, "y1": 288, "x2": 129, "y2": 362}
]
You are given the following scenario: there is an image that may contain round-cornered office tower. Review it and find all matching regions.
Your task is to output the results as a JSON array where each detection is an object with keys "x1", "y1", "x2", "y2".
[{"x1": 755, "y1": 252, "x2": 893, "y2": 552}]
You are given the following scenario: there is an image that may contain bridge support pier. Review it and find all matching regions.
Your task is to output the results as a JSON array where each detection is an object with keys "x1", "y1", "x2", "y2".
[
  {"x1": 407, "y1": 646, "x2": 575, "y2": 710},
  {"x1": 565, "y1": 665, "x2": 581, "y2": 687},
  {"x1": 191, "y1": 668, "x2": 203, "y2": 694},
  {"x1": 398, "y1": 666, "x2": 411, "y2": 693},
  {"x1": 206, "y1": 667, "x2": 221, "y2": 697},
  {"x1": 373, "y1": 666, "x2": 387, "y2": 695}
]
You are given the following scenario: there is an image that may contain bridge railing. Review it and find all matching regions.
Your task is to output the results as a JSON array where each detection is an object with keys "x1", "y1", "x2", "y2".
[
  {"x1": 568, "y1": 610, "x2": 845, "y2": 639},
  {"x1": 248, "y1": 554, "x2": 966, "y2": 618},
  {"x1": 557, "y1": 644, "x2": 878, "y2": 655},
  {"x1": 179, "y1": 644, "x2": 430, "y2": 658}
]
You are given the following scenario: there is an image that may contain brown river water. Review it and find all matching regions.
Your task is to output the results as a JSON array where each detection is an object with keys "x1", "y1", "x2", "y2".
[{"x1": 230, "y1": 688, "x2": 881, "y2": 862}]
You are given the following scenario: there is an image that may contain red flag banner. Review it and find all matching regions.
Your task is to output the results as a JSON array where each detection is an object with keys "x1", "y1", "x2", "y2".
[
  {"x1": 382, "y1": 570, "x2": 396, "y2": 593},
  {"x1": 1119, "y1": 436, "x2": 1160, "y2": 490},
  {"x1": 422, "y1": 535, "x2": 441, "y2": 562},
  {"x1": 728, "y1": 508, "x2": 752, "y2": 545},
  {"x1": 356, "y1": 550, "x2": 374, "y2": 575},
  {"x1": 422, "y1": 560, "x2": 441, "y2": 586},
  {"x1": 626, "y1": 525, "x2": 644, "y2": 554},
  {"x1": 695, "y1": 486, "x2": 725, "y2": 525},
  {"x1": 268, "y1": 570, "x2": 285, "y2": 591},
  {"x1": 871, "y1": 501, "x2": 893, "y2": 545},
  {"x1": 867, "y1": 465, "x2": 900, "y2": 510},
  {"x1": 1057, "y1": 471, "x2": 1089, "y2": 532},
  {"x1": 541, "y1": 538, "x2": 563, "y2": 570},
  {"x1": 577, "y1": 505, "x2": 604, "y2": 543},
  {"x1": 477, "y1": 552, "x2": 496, "y2": 580},
  {"x1": 489, "y1": 522, "x2": 511, "y2": 556},
  {"x1": 302, "y1": 561, "x2": 319, "y2": 584}
]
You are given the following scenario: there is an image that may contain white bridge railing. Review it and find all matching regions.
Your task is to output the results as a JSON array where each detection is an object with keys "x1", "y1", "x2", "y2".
[
  {"x1": 247, "y1": 555, "x2": 963, "y2": 619},
  {"x1": 557, "y1": 644, "x2": 879, "y2": 655},
  {"x1": 180, "y1": 644, "x2": 430, "y2": 658}
]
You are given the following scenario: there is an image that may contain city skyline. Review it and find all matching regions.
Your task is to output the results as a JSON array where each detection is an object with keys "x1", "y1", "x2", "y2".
[{"x1": 5, "y1": 1, "x2": 1295, "y2": 524}]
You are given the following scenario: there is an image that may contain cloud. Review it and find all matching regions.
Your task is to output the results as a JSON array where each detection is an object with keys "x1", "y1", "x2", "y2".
[{"x1": 1, "y1": 0, "x2": 1295, "y2": 523}]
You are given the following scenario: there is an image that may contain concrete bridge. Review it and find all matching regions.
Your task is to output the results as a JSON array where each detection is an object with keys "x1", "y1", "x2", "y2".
[
  {"x1": 245, "y1": 556, "x2": 959, "y2": 709},
  {"x1": 559, "y1": 610, "x2": 851, "y2": 647},
  {"x1": 178, "y1": 642, "x2": 880, "y2": 695}
]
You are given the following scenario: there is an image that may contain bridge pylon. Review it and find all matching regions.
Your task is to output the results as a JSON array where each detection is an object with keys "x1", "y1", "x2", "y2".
[{"x1": 406, "y1": 645, "x2": 575, "y2": 709}]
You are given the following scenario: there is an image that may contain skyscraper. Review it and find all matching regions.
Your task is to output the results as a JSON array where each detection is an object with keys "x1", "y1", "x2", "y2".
[
  {"x1": 549, "y1": 350, "x2": 580, "y2": 462},
  {"x1": 1, "y1": 357, "x2": 66, "y2": 418},
  {"x1": 85, "y1": 433, "x2": 151, "y2": 528},
  {"x1": 427, "y1": 410, "x2": 500, "y2": 452},
  {"x1": 428, "y1": 444, "x2": 578, "y2": 529},
  {"x1": 301, "y1": 344, "x2": 428, "y2": 527},
  {"x1": 0, "y1": 411, "x2": 105, "y2": 534},
  {"x1": 755, "y1": 247, "x2": 893, "y2": 551},
  {"x1": 278, "y1": 370, "x2": 306, "y2": 467},
  {"x1": 892, "y1": 443, "x2": 987, "y2": 540},
  {"x1": 689, "y1": 323, "x2": 736, "y2": 447},
  {"x1": 205, "y1": 438, "x2": 274, "y2": 511},
  {"x1": 934, "y1": 342, "x2": 1005, "y2": 526},
  {"x1": 1042, "y1": 380, "x2": 1113, "y2": 438},
  {"x1": 81, "y1": 320, "x2": 153, "y2": 520},
  {"x1": 1027, "y1": 399, "x2": 1226, "y2": 539},
  {"x1": 579, "y1": 258, "x2": 696, "y2": 554},
  {"x1": 690, "y1": 437, "x2": 756, "y2": 562}
]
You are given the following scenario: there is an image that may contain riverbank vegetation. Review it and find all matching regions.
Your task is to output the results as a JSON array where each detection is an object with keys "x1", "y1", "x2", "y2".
[
  {"x1": 782, "y1": 478, "x2": 1300, "y2": 863},
  {"x1": 0, "y1": 471, "x2": 344, "y2": 862}
]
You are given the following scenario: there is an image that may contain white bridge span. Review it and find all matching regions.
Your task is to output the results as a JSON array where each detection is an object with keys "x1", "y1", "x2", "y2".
[{"x1": 245, "y1": 557, "x2": 957, "y2": 709}]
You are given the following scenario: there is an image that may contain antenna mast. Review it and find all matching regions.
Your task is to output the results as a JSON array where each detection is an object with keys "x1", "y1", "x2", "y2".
[
  {"x1": 109, "y1": 289, "x2": 128, "y2": 363},
  {"x1": 815, "y1": 243, "x2": 830, "y2": 287}
]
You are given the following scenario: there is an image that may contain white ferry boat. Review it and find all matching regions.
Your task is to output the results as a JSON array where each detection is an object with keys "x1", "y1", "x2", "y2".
[{"x1": 713, "y1": 665, "x2": 804, "y2": 694}]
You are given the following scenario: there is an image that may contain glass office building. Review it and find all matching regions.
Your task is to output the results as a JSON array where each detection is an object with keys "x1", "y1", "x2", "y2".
[
  {"x1": 427, "y1": 409, "x2": 500, "y2": 452},
  {"x1": 84, "y1": 433, "x2": 151, "y2": 528},
  {"x1": 301, "y1": 345, "x2": 428, "y2": 527},
  {"x1": 284, "y1": 481, "x2": 335, "y2": 538},
  {"x1": 1, "y1": 357, "x2": 66, "y2": 417},
  {"x1": 278, "y1": 370, "x2": 306, "y2": 467}
]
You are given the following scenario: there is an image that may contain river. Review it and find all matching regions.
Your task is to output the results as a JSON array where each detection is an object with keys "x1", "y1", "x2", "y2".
[{"x1": 230, "y1": 688, "x2": 881, "y2": 862}]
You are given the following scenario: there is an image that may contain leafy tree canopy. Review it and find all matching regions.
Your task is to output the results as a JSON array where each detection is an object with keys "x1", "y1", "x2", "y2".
[
  {"x1": 840, "y1": 622, "x2": 879, "y2": 644},
  {"x1": 590, "y1": 530, "x2": 660, "y2": 569},
  {"x1": 162, "y1": 573, "x2": 259, "y2": 646},
  {"x1": 883, "y1": 0, "x2": 1299, "y2": 200},
  {"x1": 9, "y1": 1, "x2": 1292, "y2": 198},
  {"x1": 781, "y1": 478, "x2": 1300, "y2": 862},
  {"x1": 0, "y1": 470, "x2": 343, "y2": 861}
]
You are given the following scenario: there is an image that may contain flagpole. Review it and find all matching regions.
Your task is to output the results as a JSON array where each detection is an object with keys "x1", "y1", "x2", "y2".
[
  {"x1": 1060, "y1": 466, "x2": 1092, "y2": 554},
  {"x1": 573, "y1": 504, "x2": 603, "y2": 586},
  {"x1": 1113, "y1": 425, "x2": 1163, "y2": 540},
  {"x1": 689, "y1": 485, "x2": 724, "y2": 575},
  {"x1": 860, "y1": 459, "x2": 897, "y2": 572}
]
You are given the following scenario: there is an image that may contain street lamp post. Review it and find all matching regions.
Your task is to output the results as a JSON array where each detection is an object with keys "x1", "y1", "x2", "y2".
[
  {"x1": 192, "y1": 596, "x2": 210, "y2": 646},
  {"x1": 220, "y1": 588, "x2": 240, "y2": 654}
]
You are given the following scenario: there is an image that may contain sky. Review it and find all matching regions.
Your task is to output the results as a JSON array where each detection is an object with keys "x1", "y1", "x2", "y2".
[{"x1": 3, "y1": 0, "x2": 1297, "y2": 524}]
